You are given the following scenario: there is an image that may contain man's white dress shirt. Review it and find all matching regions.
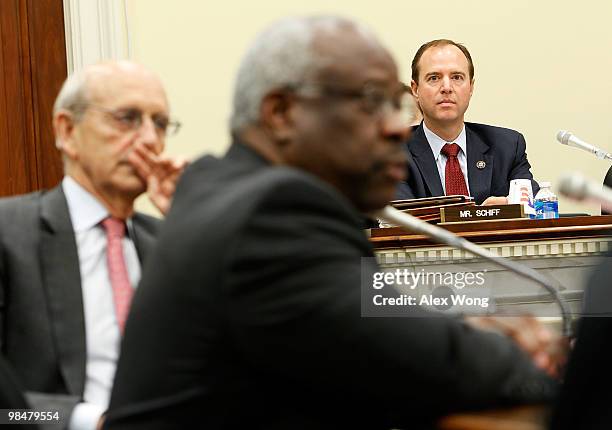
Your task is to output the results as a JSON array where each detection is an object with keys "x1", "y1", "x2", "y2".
[{"x1": 62, "y1": 176, "x2": 141, "y2": 430}]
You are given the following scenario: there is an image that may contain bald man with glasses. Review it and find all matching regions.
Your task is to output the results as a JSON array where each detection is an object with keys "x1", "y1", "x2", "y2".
[{"x1": 0, "y1": 61, "x2": 185, "y2": 430}]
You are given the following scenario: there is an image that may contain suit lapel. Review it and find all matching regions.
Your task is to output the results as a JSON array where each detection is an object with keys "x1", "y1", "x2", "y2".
[
  {"x1": 130, "y1": 215, "x2": 157, "y2": 264},
  {"x1": 408, "y1": 124, "x2": 444, "y2": 196},
  {"x1": 39, "y1": 186, "x2": 86, "y2": 396},
  {"x1": 466, "y1": 126, "x2": 493, "y2": 204}
]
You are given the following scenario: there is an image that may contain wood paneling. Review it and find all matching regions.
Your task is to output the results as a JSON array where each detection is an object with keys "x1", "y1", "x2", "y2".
[
  {"x1": 0, "y1": 0, "x2": 33, "y2": 195},
  {"x1": 0, "y1": 0, "x2": 66, "y2": 196}
]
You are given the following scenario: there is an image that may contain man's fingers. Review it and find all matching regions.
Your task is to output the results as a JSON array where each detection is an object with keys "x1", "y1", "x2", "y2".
[
  {"x1": 467, "y1": 316, "x2": 552, "y2": 356},
  {"x1": 129, "y1": 143, "x2": 187, "y2": 215},
  {"x1": 127, "y1": 150, "x2": 152, "y2": 179},
  {"x1": 481, "y1": 196, "x2": 508, "y2": 206},
  {"x1": 130, "y1": 144, "x2": 178, "y2": 179},
  {"x1": 135, "y1": 144, "x2": 161, "y2": 166},
  {"x1": 172, "y1": 157, "x2": 189, "y2": 171}
]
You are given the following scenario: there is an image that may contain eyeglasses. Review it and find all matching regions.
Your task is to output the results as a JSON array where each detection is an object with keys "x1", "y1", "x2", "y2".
[
  {"x1": 80, "y1": 104, "x2": 182, "y2": 136},
  {"x1": 290, "y1": 82, "x2": 416, "y2": 123}
]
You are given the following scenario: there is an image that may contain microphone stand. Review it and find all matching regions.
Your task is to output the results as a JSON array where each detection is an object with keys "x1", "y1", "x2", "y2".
[{"x1": 374, "y1": 206, "x2": 573, "y2": 338}]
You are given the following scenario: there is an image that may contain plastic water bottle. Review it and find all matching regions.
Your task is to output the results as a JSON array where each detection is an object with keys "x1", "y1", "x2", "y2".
[{"x1": 534, "y1": 182, "x2": 559, "y2": 219}]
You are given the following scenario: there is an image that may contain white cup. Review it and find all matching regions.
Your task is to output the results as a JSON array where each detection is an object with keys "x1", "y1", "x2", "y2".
[{"x1": 508, "y1": 179, "x2": 535, "y2": 216}]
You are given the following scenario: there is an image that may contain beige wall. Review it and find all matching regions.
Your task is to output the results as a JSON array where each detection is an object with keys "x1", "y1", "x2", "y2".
[{"x1": 126, "y1": 0, "x2": 612, "y2": 215}]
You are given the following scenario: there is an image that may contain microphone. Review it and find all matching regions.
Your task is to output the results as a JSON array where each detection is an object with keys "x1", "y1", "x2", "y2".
[
  {"x1": 556, "y1": 130, "x2": 612, "y2": 161},
  {"x1": 557, "y1": 172, "x2": 612, "y2": 213},
  {"x1": 374, "y1": 206, "x2": 572, "y2": 337}
]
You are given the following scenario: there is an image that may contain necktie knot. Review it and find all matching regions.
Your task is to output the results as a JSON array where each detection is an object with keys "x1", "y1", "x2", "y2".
[
  {"x1": 441, "y1": 143, "x2": 461, "y2": 158},
  {"x1": 102, "y1": 217, "x2": 126, "y2": 239}
]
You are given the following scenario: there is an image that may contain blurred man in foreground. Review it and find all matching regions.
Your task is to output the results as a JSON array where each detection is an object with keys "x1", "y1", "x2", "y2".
[
  {"x1": 397, "y1": 39, "x2": 538, "y2": 205},
  {"x1": 106, "y1": 17, "x2": 556, "y2": 429},
  {"x1": 0, "y1": 61, "x2": 185, "y2": 429}
]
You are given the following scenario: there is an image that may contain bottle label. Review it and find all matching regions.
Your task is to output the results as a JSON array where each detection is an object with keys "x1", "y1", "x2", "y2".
[{"x1": 535, "y1": 200, "x2": 558, "y2": 219}]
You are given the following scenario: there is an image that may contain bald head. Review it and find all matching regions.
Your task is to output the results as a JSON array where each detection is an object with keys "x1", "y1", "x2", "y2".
[{"x1": 53, "y1": 61, "x2": 167, "y2": 124}]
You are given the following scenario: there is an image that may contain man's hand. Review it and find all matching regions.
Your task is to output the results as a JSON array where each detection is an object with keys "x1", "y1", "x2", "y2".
[
  {"x1": 481, "y1": 196, "x2": 508, "y2": 206},
  {"x1": 128, "y1": 143, "x2": 188, "y2": 215},
  {"x1": 465, "y1": 316, "x2": 566, "y2": 377},
  {"x1": 97, "y1": 414, "x2": 105, "y2": 430}
]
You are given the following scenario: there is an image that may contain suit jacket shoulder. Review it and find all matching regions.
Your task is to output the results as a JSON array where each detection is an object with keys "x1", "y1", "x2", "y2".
[
  {"x1": 465, "y1": 121, "x2": 522, "y2": 136},
  {"x1": 169, "y1": 144, "x2": 368, "y2": 237},
  {"x1": 0, "y1": 190, "x2": 45, "y2": 232}
]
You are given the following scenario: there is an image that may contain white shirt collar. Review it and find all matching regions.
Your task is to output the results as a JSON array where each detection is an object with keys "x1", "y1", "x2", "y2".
[
  {"x1": 62, "y1": 176, "x2": 110, "y2": 232},
  {"x1": 422, "y1": 122, "x2": 467, "y2": 160}
]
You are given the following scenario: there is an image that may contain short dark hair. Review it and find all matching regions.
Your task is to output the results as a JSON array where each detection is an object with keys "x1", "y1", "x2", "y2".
[{"x1": 411, "y1": 39, "x2": 474, "y2": 83}]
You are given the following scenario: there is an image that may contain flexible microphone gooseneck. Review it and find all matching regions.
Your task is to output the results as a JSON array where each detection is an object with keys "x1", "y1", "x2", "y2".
[{"x1": 374, "y1": 206, "x2": 572, "y2": 337}]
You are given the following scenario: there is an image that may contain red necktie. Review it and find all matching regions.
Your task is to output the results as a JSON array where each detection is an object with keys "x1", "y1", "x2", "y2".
[
  {"x1": 102, "y1": 217, "x2": 134, "y2": 334},
  {"x1": 441, "y1": 143, "x2": 469, "y2": 196}
]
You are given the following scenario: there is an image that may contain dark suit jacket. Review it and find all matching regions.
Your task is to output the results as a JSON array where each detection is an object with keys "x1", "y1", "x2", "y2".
[
  {"x1": 105, "y1": 142, "x2": 555, "y2": 430},
  {"x1": 549, "y1": 257, "x2": 612, "y2": 430},
  {"x1": 0, "y1": 356, "x2": 38, "y2": 429},
  {"x1": 0, "y1": 185, "x2": 159, "y2": 429},
  {"x1": 397, "y1": 122, "x2": 539, "y2": 204}
]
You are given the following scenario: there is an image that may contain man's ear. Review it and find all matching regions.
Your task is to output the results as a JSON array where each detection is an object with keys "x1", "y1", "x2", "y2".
[
  {"x1": 410, "y1": 80, "x2": 423, "y2": 116},
  {"x1": 470, "y1": 78, "x2": 475, "y2": 97},
  {"x1": 259, "y1": 91, "x2": 295, "y2": 143},
  {"x1": 53, "y1": 110, "x2": 79, "y2": 159},
  {"x1": 410, "y1": 80, "x2": 419, "y2": 99}
]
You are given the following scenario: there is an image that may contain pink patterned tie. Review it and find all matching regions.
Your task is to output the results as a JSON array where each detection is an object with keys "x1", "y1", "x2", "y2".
[{"x1": 102, "y1": 217, "x2": 133, "y2": 334}]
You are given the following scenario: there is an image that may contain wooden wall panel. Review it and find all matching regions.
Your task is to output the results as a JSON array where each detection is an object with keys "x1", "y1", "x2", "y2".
[
  {"x1": 0, "y1": 0, "x2": 66, "y2": 197},
  {"x1": 26, "y1": 0, "x2": 66, "y2": 190},
  {"x1": 0, "y1": 0, "x2": 34, "y2": 195},
  {"x1": 0, "y1": 4, "x2": 10, "y2": 195}
]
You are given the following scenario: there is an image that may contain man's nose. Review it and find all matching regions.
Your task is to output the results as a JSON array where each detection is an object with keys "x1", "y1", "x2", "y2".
[
  {"x1": 137, "y1": 117, "x2": 164, "y2": 154},
  {"x1": 440, "y1": 76, "x2": 453, "y2": 93}
]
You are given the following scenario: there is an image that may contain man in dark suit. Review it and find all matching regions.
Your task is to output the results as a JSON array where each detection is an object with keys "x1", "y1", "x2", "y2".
[
  {"x1": 105, "y1": 16, "x2": 557, "y2": 430},
  {"x1": 396, "y1": 39, "x2": 538, "y2": 205},
  {"x1": 0, "y1": 61, "x2": 185, "y2": 430}
]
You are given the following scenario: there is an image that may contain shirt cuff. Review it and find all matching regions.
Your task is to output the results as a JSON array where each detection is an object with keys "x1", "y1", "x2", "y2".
[{"x1": 69, "y1": 402, "x2": 105, "y2": 430}]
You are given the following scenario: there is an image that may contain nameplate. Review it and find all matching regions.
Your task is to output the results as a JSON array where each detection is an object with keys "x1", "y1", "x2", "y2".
[{"x1": 440, "y1": 204, "x2": 525, "y2": 223}]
